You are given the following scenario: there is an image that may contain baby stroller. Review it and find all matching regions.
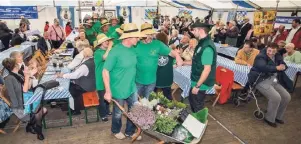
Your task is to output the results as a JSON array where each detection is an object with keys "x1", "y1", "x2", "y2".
[{"x1": 232, "y1": 73, "x2": 265, "y2": 120}]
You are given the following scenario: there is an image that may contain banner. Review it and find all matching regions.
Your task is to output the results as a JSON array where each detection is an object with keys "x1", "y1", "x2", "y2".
[
  {"x1": 56, "y1": 6, "x2": 75, "y2": 28},
  {"x1": 116, "y1": 6, "x2": 132, "y2": 23},
  {"x1": 178, "y1": 9, "x2": 192, "y2": 18},
  {"x1": 275, "y1": 16, "x2": 301, "y2": 24},
  {"x1": 145, "y1": 8, "x2": 157, "y2": 20},
  {"x1": 253, "y1": 11, "x2": 276, "y2": 36},
  {"x1": 227, "y1": 11, "x2": 247, "y2": 24},
  {"x1": 0, "y1": 6, "x2": 38, "y2": 19}
]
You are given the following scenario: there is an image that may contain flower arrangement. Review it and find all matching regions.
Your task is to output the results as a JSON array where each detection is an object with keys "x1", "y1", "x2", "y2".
[{"x1": 128, "y1": 104, "x2": 156, "y2": 130}]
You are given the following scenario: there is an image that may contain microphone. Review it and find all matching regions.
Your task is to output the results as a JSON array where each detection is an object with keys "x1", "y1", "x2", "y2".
[{"x1": 37, "y1": 80, "x2": 59, "y2": 90}]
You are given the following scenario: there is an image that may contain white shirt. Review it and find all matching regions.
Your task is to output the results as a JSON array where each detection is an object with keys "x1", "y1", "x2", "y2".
[
  {"x1": 67, "y1": 51, "x2": 84, "y2": 70},
  {"x1": 46, "y1": 39, "x2": 51, "y2": 51},
  {"x1": 286, "y1": 26, "x2": 301, "y2": 43},
  {"x1": 63, "y1": 58, "x2": 90, "y2": 79},
  {"x1": 272, "y1": 30, "x2": 280, "y2": 42}
]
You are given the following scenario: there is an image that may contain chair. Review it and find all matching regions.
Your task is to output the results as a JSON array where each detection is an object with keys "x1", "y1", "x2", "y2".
[
  {"x1": 82, "y1": 91, "x2": 100, "y2": 124},
  {"x1": 32, "y1": 50, "x2": 47, "y2": 69},
  {"x1": 0, "y1": 87, "x2": 21, "y2": 134},
  {"x1": 212, "y1": 66, "x2": 243, "y2": 107},
  {"x1": 171, "y1": 82, "x2": 179, "y2": 101}
]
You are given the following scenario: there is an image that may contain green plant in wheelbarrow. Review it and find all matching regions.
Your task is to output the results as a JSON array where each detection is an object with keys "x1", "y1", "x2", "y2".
[{"x1": 153, "y1": 115, "x2": 178, "y2": 135}]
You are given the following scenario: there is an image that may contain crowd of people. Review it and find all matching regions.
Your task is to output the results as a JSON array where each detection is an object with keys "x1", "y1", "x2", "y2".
[{"x1": 0, "y1": 12, "x2": 300, "y2": 142}]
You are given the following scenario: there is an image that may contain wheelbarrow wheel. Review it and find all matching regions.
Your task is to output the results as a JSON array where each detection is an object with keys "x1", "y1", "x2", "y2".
[
  {"x1": 233, "y1": 98, "x2": 240, "y2": 107},
  {"x1": 253, "y1": 110, "x2": 264, "y2": 120}
]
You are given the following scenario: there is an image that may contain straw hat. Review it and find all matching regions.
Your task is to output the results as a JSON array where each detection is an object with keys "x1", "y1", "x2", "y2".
[
  {"x1": 140, "y1": 23, "x2": 157, "y2": 35},
  {"x1": 101, "y1": 19, "x2": 110, "y2": 28},
  {"x1": 110, "y1": 17, "x2": 118, "y2": 22},
  {"x1": 94, "y1": 34, "x2": 113, "y2": 48},
  {"x1": 119, "y1": 23, "x2": 146, "y2": 40},
  {"x1": 116, "y1": 24, "x2": 125, "y2": 34}
]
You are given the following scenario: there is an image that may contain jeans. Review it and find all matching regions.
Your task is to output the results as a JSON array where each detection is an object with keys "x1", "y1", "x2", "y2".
[
  {"x1": 188, "y1": 88, "x2": 206, "y2": 113},
  {"x1": 97, "y1": 90, "x2": 110, "y2": 118},
  {"x1": 111, "y1": 92, "x2": 138, "y2": 136},
  {"x1": 136, "y1": 83, "x2": 156, "y2": 99}
]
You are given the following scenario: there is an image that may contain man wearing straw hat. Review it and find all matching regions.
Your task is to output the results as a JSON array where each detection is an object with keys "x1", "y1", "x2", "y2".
[
  {"x1": 188, "y1": 21, "x2": 217, "y2": 113},
  {"x1": 100, "y1": 19, "x2": 111, "y2": 35},
  {"x1": 94, "y1": 34, "x2": 114, "y2": 122},
  {"x1": 108, "y1": 17, "x2": 120, "y2": 36},
  {"x1": 84, "y1": 18, "x2": 97, "y2": 46},
  {"x1": 134, "y1": 23, "x2": 183, "y2": 99},
  {"x1": 92, "y1": 13, "x2": 102, "y2": 34},
  {"x1": 109, "y1": 24, "x2": 124, "y2": 45},
  {"x1": 103, "y1": 23, "x2": 145, "y2": 140}
]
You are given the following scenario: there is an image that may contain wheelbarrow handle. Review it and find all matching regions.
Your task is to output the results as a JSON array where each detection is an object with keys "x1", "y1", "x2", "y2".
[{"x1": 111, "y1": 99, "x2": 142, "y2": 143}]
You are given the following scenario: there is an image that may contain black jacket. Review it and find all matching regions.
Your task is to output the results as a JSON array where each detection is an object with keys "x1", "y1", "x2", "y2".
[
  {"x1": 0, "y1": 22, "x2": 12, "y2": 38},
  {"x1": 10, "y1": 33, "x2": 26, "y2": 46},
  {"x1": 37, "y1": 37, "x2": 53, "y2": 55},
  {"x1": 248, "y1": 48, "x2": 293, "y2": 92},
  {"x1": 239, "y1": 23, "x2": 252, "y2": 38}
]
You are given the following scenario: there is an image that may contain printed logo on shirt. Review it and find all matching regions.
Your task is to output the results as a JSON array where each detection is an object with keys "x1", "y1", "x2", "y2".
[
  {"x1": 158, "y1": 56, "x2": 169, "y2": 66},
  {"x1": 150, "y1": 49, "x2": 157, "y2": 55}
]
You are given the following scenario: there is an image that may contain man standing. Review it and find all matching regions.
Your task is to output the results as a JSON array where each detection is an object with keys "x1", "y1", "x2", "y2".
[
  {"x1": 37, "y1": 32, "x2": 53, "y2": 55},
  {"x1": 103, "y1": 23, "x2": 145, "y2": 140},
  {"x1": 272, "y1": 25, "x2": 288, "y2": 44},
  {"x1": 286, "y1": 19, "x2": 301, "y2": 50},
  {"x1": 189, "y1": 21, "x2": 217, "y2": 112},
  {"x1": 135, "y1": 23, "x2": 183, "y2": 99},
  {"x1": 237, "y1": 18, "x2": 252, "y2": 47}
]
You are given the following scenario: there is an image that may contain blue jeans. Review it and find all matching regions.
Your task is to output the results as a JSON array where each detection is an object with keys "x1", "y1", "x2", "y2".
[
  {"x1": 136, "y1": 83, "x2": 156, "y2": 99},
  {"x1": 111, "y1": 92, "x2": 138, "y2": 135}
]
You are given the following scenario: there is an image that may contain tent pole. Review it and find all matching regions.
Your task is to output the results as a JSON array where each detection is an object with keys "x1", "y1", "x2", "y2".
[
  {"x1": 78, "y1": 0, "x2": 82, "y2": 23},
  {"x1": 234, "y1": 5, "x2": 239, "y2": 21},
  {"x1": 273, "y1": 0, "x2": 280, "y2": 28}
]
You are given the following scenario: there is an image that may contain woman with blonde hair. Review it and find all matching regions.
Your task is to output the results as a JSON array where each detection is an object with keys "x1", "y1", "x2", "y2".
[{"x1": 181, "y1": 38, "x2": 198, "y2": 61}]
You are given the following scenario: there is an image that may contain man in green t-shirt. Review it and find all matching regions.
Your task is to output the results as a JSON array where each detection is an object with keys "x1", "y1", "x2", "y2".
[
  {"x1": 103, "y1": 23, "x2": 145, "y2": 141},
  {"x1": 108, "y1": 17, "x2": 121, "y2": 36},
  {"x1": 94, "y1": 34, "x2": 113, "y2": 122},
  {"x1": 84, "y1": 19, "x2": 97, "y2": 46},
  {"x1": 134, "y1": 23, "x2": 183, "y2": 99},
  {"x1": 109, "y1": 24, "x2": 124, "y2": 46},
  {"x1": 100, "y1": 19, "x2": 110, "y2": 35},
  {"x1": 185, "y1": 21, "x2": 217, "y2": 113}
]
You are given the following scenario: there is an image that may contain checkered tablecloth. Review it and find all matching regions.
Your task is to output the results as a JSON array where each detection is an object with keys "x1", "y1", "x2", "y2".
[
  {"x1": 24, "y1": 66, "x2": 72, "y2": 105},
  {"x1": 215, "y1": 43, "x2": 239, "y2": 58},
  {"x1": 284, "y1": 61, "x2": 301, "y2": 81},
  {"x1": 173, "y1": 66, "x2": 215, "y2": 98},
  {"x1": 66, "y1": 31, "x2": 79, "y2": 42}
]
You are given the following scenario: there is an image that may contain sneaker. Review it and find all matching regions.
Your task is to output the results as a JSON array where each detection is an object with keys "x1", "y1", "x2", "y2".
[
  {"x1": 107, "y1": 112, "x2": 112, "y2": 116},
  {"x1": 125, "y1": 133, "x2": 142, "y2": 141},
  {"x1": 114, "y1": 132, "x2": 126, "y2": 140},
  {"x1": 275, "y1": 119, "x2": 284, "y2": 124},
  {"x1": 101, "y1": 117, "x2": 109, "y2": 122}
]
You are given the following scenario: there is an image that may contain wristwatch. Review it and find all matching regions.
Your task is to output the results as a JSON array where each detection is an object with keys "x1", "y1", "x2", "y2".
[{"x1": 195, "y1": 85, "x2": 200, "y2": 89}]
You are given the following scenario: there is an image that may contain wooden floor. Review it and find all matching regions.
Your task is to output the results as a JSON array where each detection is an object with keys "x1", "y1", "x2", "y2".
[{"x1": 1, "y1": 82, "x2": 301, "y2": 144}]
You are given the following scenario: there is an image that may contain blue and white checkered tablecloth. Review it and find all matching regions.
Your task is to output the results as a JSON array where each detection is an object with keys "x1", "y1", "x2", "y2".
[
  {"x1": 215, "y1": 43, "x2": 239, "y2": 58},
  {"x1": 24, "y1": 66, "x2": 72, "y2": 105},
  {"x1": 173, "y1": 66, "x2": 215, "y2": 98},
  {"x1": 284, "y1": 61, "x2": 301, "y2": 81}
]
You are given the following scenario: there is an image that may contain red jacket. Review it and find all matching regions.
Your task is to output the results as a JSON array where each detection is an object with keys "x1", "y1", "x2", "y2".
[
  {"x1": 65, "y1": 25, "x2": 72, "y2": 37},
  {"x1": 44, "y1": 24, "x2": 49, "y2": 32},
  {"x1": 273, "y1": 30, "x2": 288, "y2": 44},
  {"x1": 289, "y1": 27, "x2": 301, "y2": 50}
]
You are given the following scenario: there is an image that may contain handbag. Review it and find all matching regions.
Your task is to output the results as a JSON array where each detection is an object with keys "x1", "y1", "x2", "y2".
[{"x1": 23, "y1": 91, "x2": 40, "y2": 114}]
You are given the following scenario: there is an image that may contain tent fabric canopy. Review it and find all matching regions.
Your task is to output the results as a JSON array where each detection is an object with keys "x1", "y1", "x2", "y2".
[{"x1": 172, "y1": 0, "x2": 210, "y2": 11}]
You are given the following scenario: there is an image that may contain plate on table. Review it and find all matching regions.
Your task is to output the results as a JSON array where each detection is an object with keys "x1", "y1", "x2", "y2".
[{"x1": 220, "y1": 44, "x2": 229, "y2": 48}]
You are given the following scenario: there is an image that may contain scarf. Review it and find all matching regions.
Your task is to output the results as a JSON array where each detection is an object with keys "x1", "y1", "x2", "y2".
[{"x1": 9, "y1": 71, "x2": 24, "y2": 84}]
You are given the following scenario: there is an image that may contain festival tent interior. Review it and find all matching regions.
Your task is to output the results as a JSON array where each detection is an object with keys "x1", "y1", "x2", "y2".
[{"x1": 1, "y1": 0, "x2": 301, "y2": 34}]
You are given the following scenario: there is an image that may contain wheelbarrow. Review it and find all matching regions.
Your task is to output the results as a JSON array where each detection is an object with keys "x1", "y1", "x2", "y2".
[{"x1": 112, "y1": 99, "x2": 208, "y2": 144}]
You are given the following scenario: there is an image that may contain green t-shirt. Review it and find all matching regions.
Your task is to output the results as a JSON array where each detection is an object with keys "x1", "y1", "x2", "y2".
[
  {"x1": 85, "y1": 27, "x2": 97, "y2": 46},
  {"x1": 191, "y1": 47, "x2": 214, "y2": 91},
  {"x1": 94, "y1": 48, "x2": 106, "y2": 90},
  {"x1": 284, "y1": 51, "x2": 301, "y2": 64},
  {"x1": 109, "y1": 31, "x2": 121, "y2": 46},
  {"x1": 134, "y1": 40, "x2": 171, "y2": 85},
  {"x1": 156, "y1": 55, "x2": 174, "y2": 88},
  {"x1": 103, "y1": 43, "x2": 137, "y2": 99},
  {"x1": 92, "y1": 21, "x2": 102, "y2": 34},
  {"x1": 108, "y1": 25, "x2": 120, "y2": 36}
]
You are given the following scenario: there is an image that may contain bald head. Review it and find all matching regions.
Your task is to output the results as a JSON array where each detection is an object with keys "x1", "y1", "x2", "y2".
[
  {"x1": 43, "y1": 32, "x2": 49, "y2": 40},
  {"x1": 279, "y1": 25, "x2": 285, "y2": 33},
  {"x1": 285, "y1": 43, "x2": 295, "y2": 53},
  {"x1": 83, "y1": 48, "x2": 93, "y2": 58}
]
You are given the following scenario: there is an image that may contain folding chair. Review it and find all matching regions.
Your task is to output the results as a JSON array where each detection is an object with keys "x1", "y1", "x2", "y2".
[
  {"x1": 82, "y1": 91, "x2": 100, "y2": 124},
  {"x1": 212, "y1": 66, "x2": 243, "y2": 107},
  {"x1": 32, "y1": 50, "x2": 47, "y2": 69}
]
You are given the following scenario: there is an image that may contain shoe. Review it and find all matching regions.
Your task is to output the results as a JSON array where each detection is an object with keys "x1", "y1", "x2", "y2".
[
  {"x1": 66, "y1": 110, "x2": 81, "y2": 116},
  {"x1": 125, "y1": 133, "x2": 142, "y2": 141},
  {"x1": 26, "y1": 123, "x2": 36, "y2": 134},
  {"x1": 264, "y1": 118, "x2": 277, "y2": 128},
  {"x1": 275, "y1": 119, "x2": 284, "y2": 124},
  {"x1": 107, "y1": 112, "x2": 112, "y2": 116},
  {"x1": 101, "y1": 117, "x2": 109, "y2": 122},
  {"x1": 34, "y1": 125, "x2": 45, "y2": 140},
  {"x1": 114, "y1": 132, "x2": 126, "y2": 140}
]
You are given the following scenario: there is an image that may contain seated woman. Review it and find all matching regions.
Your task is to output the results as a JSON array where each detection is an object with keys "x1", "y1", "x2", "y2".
[
  {"x1": 235, "y1": 41, "x2": 259, "y2": 66},
  {"x1": 284, "y1": 43, "x2": 301, "y2": 64},
  {"x1": 10, "y1": 51, "x2": 25, "y2": 76},
  {"x1": 67, "y1": 41, "x2": 90, "y2": 70},
  {"x1": 11, "y1": 28, "x2": 27, "y2": 47},
  {"x1": 169, "y1": 29, "x2": 180, "y2": 46},
  {"x1": 181, "y1": 38, "x2": 198, "y2": 61},
  {"x1": 2, "y1": 58, "x2": 47, "y2": 140},
  {"x1": 277, "y1": 40, "x2": 287, "y2": 56},
  {"x1": 57, "y1": 48, "x2": 96, "y2": 115},
  {"x1": 248, "y1": 43, "x2": 291, "y2": 128},
  {"x1": 75, "y1": 32, "x2": 90, "y2": 50}
]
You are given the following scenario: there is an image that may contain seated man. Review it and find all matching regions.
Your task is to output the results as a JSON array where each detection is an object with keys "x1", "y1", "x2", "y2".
[
  {"x1": 284, "y1": 43, "x2": 301, "y2": 64},
  {"x1": 37, "y1": 32, "x2": 53, "y2": 55},
  {"x1": 67, "y1": 41, "x2": 89, "y2": 70},
  {"x1": 56, "y1": 48, "x2": 96, "y2": 115},
  {"x1": 235, "y1": 41, "x2": 259, "y2": 66},
  {"x1": 277, "y1": 40, "x2": 287, "y2": 56},
  {"x1": 249, "y1": 43, "x2": 291, "y2": 128},
  {"x1": 176, "y1": 35, "x2": 190, "y2": 51}
]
